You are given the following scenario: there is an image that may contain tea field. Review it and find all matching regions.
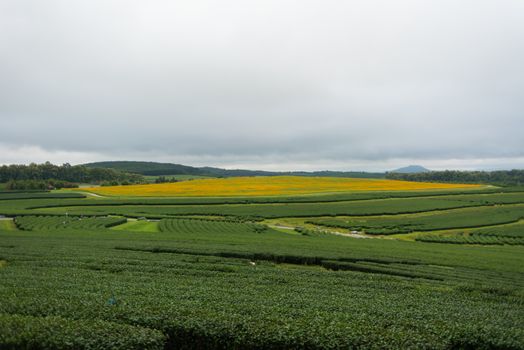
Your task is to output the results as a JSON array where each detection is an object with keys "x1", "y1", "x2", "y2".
[{"x1": 0, "y1": 183, "x2": 523, "y2": 349}]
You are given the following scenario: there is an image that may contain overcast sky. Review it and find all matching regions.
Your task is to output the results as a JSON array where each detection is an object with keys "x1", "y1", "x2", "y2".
[{"x1": 1, "y1": 1, "x2": 523, "y2": 171}]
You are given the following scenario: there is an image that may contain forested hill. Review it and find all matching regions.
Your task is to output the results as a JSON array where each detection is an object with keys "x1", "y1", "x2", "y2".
[
  {"x1": 84, "y1": 161, "x2": 385, "y2": 178},
  {"x1": 84, "y1": 161, "x2": 207, "y2": 176},
  {"x1": 386, "y1": 170, "x2": 524, "y2": 186},
  {"x1": 0, "y1": 162, "x2": 144, "y2": 187}
]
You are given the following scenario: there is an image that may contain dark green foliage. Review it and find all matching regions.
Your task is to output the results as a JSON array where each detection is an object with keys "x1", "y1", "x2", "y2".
[
  {"x1": 0, "y1": 314, "x2": 165, "y2": 350},
  {"x1": 84, "y1": 160, "x2": 212, "y2": 176},
  {"x1": 0, "y1": 192, "x2": 85, "y2": 200},
  {"x1": 0, "y1": 162, "x2": 144, "y2": 184},
  {"x1": 387, "y1": 169, "x2": 524, "y2": 186},
  {"x1": 14, "y1": 215, "x2": 127, "y2": 231},
  {"x1": 320, "y1": 260, "x2": 443, "y2": 280},
  {"x1": 154, "y1": 175, "x2": 178, "y2": 183},
  {"x1": 6, "y1": 179, "x2": 79, "y2": 190},
  {"x1": 416, "y1": 234, "x2": 524, "y2": 245}
]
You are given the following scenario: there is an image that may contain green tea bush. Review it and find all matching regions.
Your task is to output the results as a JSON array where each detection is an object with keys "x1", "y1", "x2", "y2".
[
  {"x1": 0, "y1": 314, "x2": 165, "y2": 350},
  {"x1": 14, "y1": 215, "x2": 127, "y2": 231},
  {"x1": 310, "y1": 205, "x2": 524, "y2": 235}
]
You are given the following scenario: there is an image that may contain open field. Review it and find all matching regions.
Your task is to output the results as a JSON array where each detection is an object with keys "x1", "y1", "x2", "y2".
[
  {"x1": 79, "y1": 176, "x2": 482, "y2": 197},
  {"x1": 1, "y1": 181, "x2": 523, "y2": 349},
  {"x1": 110, "y1": 219, "x2": 159, "y2": 232}
]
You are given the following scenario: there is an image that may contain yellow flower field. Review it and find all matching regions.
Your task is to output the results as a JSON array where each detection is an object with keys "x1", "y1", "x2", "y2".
[{"x1": 79, "y1": 176, "x2": 482, "y2": 197}]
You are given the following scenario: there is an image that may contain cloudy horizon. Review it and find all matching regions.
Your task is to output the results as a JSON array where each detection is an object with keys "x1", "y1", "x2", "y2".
[{"x1": 1, "y1": 1, "x2": 523, "y2": 172}]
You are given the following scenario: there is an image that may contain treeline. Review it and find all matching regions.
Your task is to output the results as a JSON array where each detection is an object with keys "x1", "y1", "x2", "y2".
[
  {"x1": 5, "y1": 179, "x2": 78, "y2": 190},
  {"x1": 154, "y1": 176, "x2": 179, "y2": 184},
  {"x1": 0, "y1": 162, "x2": 144, "y2": 186},
  {"x1": 386, "y1": 170, "x2": 524, "y2": 186}
]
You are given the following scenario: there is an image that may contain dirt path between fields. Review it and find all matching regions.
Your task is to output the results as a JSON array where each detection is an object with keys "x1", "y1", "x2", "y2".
[
  {"x1": 268, "y1": 224, "x2": 370, "y2": 239},
  {"x1": 0, "y1": 217, "x2": 17, "y2": 231},
  {"x1": 75, "y1": 191, "x2": 106, "y2": 198}
]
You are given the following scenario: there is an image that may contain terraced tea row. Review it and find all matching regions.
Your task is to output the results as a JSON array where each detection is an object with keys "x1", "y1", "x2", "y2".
[
  {"x1": 25, "y1": 199, "x2": 508, "y2": 219},
  {"x1": 0, "y1": 192, "x2": 85, "y2": 201},
  {"x1": 308, "y1": 204, "x2": 524, "y2": 235},
  {"x1": 0, "y1": 314, "x2": 165, "y2": 350},
  {"x1": 473, "y1": 220, "x2": 524, "y2": 238},
  {"x1": 18, "y1": 191, "x2": 523, "y2": 220},
  {"x1": 14, "y1": 215, "x2": 127, "y2": 231},
  {"x1": 416, "y1": 234, "x2": 524, "y2": 245},
  {"x1": 415, "y1": 221, "x2": 524, "y2": 245},
  {"x1": 159, "y1": 218, "x2": 269, "y2": 235}
]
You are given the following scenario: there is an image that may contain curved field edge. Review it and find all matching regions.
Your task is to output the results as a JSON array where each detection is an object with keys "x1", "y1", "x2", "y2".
[
  {"x1": 5, "y1": 190, "x2": 524, "y2": 243},
  {"x1": 12, "y1": 212, "x2": 523, "y2": 246},
  {"x1": 77, "y1": 176, "x2": 483, "y2": 197},
  {"x1": 266, "y1": 215, "x2": 524, "y2": 240},
  {"x1": 413, "y1": 220, "x2": 524, "y2": 245},
  {"x1": 305, "y1": 204, "x2": 524, "y2": 234},
  {"x1": 27, "y1": 199, "x2": 524, "y2": 220}
]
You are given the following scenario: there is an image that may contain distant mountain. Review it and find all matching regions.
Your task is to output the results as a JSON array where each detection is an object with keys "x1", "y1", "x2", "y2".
[
  {"x1": 391, "y1": 165, "x2": 430, "y2": 173},
  {"x1": 84, "y1": 161, "x2": 385, "y2": 178}
]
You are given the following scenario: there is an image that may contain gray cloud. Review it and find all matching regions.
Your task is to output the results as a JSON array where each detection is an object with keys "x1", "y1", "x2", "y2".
[{"x1": 1, "y1": 0, "x2": 523, "y2": 171}]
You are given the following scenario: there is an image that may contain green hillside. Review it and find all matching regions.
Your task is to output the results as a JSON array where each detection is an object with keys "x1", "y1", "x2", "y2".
[
  {"x1": 84, "y1": 161, "x2": 385, "y2": 178},
  {"x1": 83, "y1": 161, "x2": 208, "y2": 176}
]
